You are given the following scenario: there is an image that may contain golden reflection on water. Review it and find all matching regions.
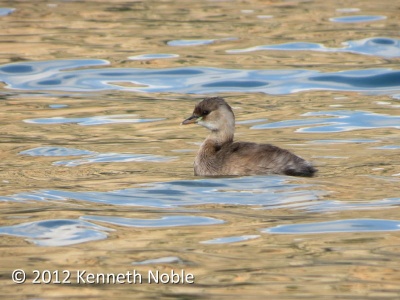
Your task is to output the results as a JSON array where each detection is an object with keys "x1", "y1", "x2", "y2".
[{"x1": 1, "y1": 0, "x2": 400, "y2": 299}]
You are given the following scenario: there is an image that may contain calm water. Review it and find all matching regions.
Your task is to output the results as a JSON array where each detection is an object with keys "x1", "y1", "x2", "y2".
[{"x1": 1, "y1": 0, "x2": 400, "y2": 299}]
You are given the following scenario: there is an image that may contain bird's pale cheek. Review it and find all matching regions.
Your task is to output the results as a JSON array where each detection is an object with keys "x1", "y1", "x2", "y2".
[{"x1": 198, "y1": 120, "x2": 218, "y2": 130}]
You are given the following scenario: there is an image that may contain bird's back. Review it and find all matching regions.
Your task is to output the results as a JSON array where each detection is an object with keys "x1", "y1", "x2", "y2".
[{"x1": 195, "y1": 141, "x2": 316, "y2": 177}]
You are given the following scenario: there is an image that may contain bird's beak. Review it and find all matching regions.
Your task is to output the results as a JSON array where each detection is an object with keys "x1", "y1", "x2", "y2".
[{"x1": 181, "y1": 115, "x2": 202, "y2": 125}]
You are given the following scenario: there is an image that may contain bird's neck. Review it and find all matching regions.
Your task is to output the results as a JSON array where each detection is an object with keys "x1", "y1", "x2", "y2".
[
  {"x1": 195, "y1": 122, "x2": 234, "y2": 175},
  {"x1": 206, "y1": 123, "x2": 234, "y2": 147}
]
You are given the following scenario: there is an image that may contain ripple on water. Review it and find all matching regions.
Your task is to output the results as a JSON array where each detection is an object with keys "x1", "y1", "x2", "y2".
[
  {"x1": 0, "y1": 176, "x2": 323, "y2": 208},
  {"x1": 228, "y1": 42, "x2": 328, "y2": 53},
  {"x1": 128, "y1": 53, "x2": 179, "y2": 60},
  {"x1": 1, "y1": 59, "x2": 400, "y2": 95},
  {"x1": 274, "y1": 197, "x2": 400, "y2": 213},
  {"x1": 329, "y1": 15, "x2": 387, "y2": 23},
  {"x1": 53, "y1": 153, "x2": 175, "y2": 167},
  {"x1": 236, "y1": 118, "x2": 267, "y2": 125},
  {"x1": 263, "y1": 219, "x2": 400, "y2": 234},
  {"x1": 20, "y1": 146, "x2": 95, "y2": 157},
  {"x1": 167, "y1": 37, "x2": 236, "y2": 46},
  {"x1": 24, "y1": 114, "x2": 164, "y2": 125},
  {"x1": 167, "y1": 39, "x2": 217, "y2": 46},
  {"x1": 372, "y1": 145, "x2": 400, "y2": 150},
  {"x1": 132, "y1": 256, "x2": 185, "y2": 265},
  {"x1": 227, "y1": 37, "x2": 400, "y2": 58},
  {"x1": 257, "y1": 15, "x2": 273, "y2": 19},
  {"x1": 336, "y1": 8, "x2": 361, "y2": 13},
  {"x1": 344, "y1": 37, "x2": 400, "y2": 58},
  {"x1": 0, "y1": 7, "x2": 15, "y2": 16},
  {"x1": 49, "y1": 104, "x2": 68, "y2": 109},
  {"x1": 200, "y1": 235, "x2": 260, "y2": 244},
  {"x1": 81, "y1": 215, "x2": 224, "y2": 227},
  {"x1": 19, "y1": 146, "x2": 174, "y2": 166},
  {"x1": 251, "y1": 110, "x2": 400, "y2": 133},
  {"x1": 0, "y1": 59, "x2": 108, "y2": 74},
  {"x1": 308, "y1": 139, "x2": 379, "y2": 144},
  {"x1": 1, "y1": 177, "x2": 399, "y2": 214},
  {"x1": 0, "y1": 219, "x2": 112, "y2": 246}
]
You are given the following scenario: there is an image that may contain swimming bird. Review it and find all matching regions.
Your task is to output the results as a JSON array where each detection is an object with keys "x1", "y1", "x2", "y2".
[{"x1": 181, "y1": 97, "x2": 316, "y2": 177}]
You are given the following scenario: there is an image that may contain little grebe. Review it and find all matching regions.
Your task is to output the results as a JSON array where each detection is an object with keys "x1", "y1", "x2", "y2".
[{"x1": 182, "y1": 97, "x2": 316, "y2": 177}]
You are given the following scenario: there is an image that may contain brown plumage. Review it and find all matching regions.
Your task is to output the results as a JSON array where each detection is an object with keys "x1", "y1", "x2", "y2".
[{"x1": 182, "y1": 97, "x2": 316, "y2": 177}]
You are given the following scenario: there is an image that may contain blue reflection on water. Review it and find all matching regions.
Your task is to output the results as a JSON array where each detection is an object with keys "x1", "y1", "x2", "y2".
[
  {"x1": 0, "y1": 219, "x2": 112, "y2": 246},
  {"x1": 230, "y1": 42, "x2": 328, "y2": 52},
  {"x1": 372, "y1": 145, "x2": 400, "y2": 150},
  {"x1": 252, "y1": 111, "x2": 400, "y2": 133},
  {"x1": 1, "y1": 175, "x2": 399, "y2": 247},
  {"x1": 167, "y1": 39, "x2": 216, "y2": 46},
  {"x1": 1, "y1": 59, "x2": 399, "y2": 95},
  {"x1": 272, "y1": 197, "x2": 400, "y2": 213},
  {"x1": 344, "y1": 38, "x2": 400, "y2": 58},
  {"x1": 308, "y1": 139, "x2": 379, "y2": 144},
  {"x1": 19, "y1": 146, "x2": 175, "y2": 166},
  {"x1": 2, "y1": 177, "x2": 399, "y2": 214},
  {"x1": 24, "y1": 114, "x2": 164, "y2": 125},
  {"x1": 20, "y1": 146, "x2": 95, "y2": 157},
  {"x1": 81, "y1": 215, "x2": 224, "y2": 227},
  {"x1": 0, "y1": 176, "x2": 323, "y2": 208},
  {"x1": 53, "y1": 153, "x2": 175, "y2": 167},
  {"x1": 0, "y1": 7, "x2": 15, "y2": 16},
  {"x1": 329, "y1": 15, "x2": 386, "y2": 23},
  {"x1": 311, "y1": 71, "x2": 400, "y2": 87},
  {"x1": 132, "y1": 256, "x2": 185, "y2": 265},
  {"x1": 128, "y1": 53, "x2": 179, "y2": 60},
  {"x1": 263, "y1": 219, "x2": 400, "y2": 234},
  {"x1": 227, "y1": 37, "x2": 400, "y2": 58},
  {"x1": 49, "y1": 104, "x2": 68, "y2": 109},
  {"x1": 200, "y1": 235, "x2": 260, "y2": 244}
]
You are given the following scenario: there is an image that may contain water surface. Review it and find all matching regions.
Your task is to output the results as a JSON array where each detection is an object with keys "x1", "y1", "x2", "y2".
[{"x1": 1, "y1": 0, "x2": 400, "y2": 299}]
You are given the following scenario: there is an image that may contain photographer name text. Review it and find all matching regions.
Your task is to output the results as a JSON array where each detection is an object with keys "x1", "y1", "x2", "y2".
[{"x1": 12, "y1": 269, "x2": 194, "y2": 284}]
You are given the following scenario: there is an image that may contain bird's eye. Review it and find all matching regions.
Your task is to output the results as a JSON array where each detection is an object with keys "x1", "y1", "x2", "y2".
[{"x1": 202, "y1": 110, "x2": 209, "y2": 115}]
